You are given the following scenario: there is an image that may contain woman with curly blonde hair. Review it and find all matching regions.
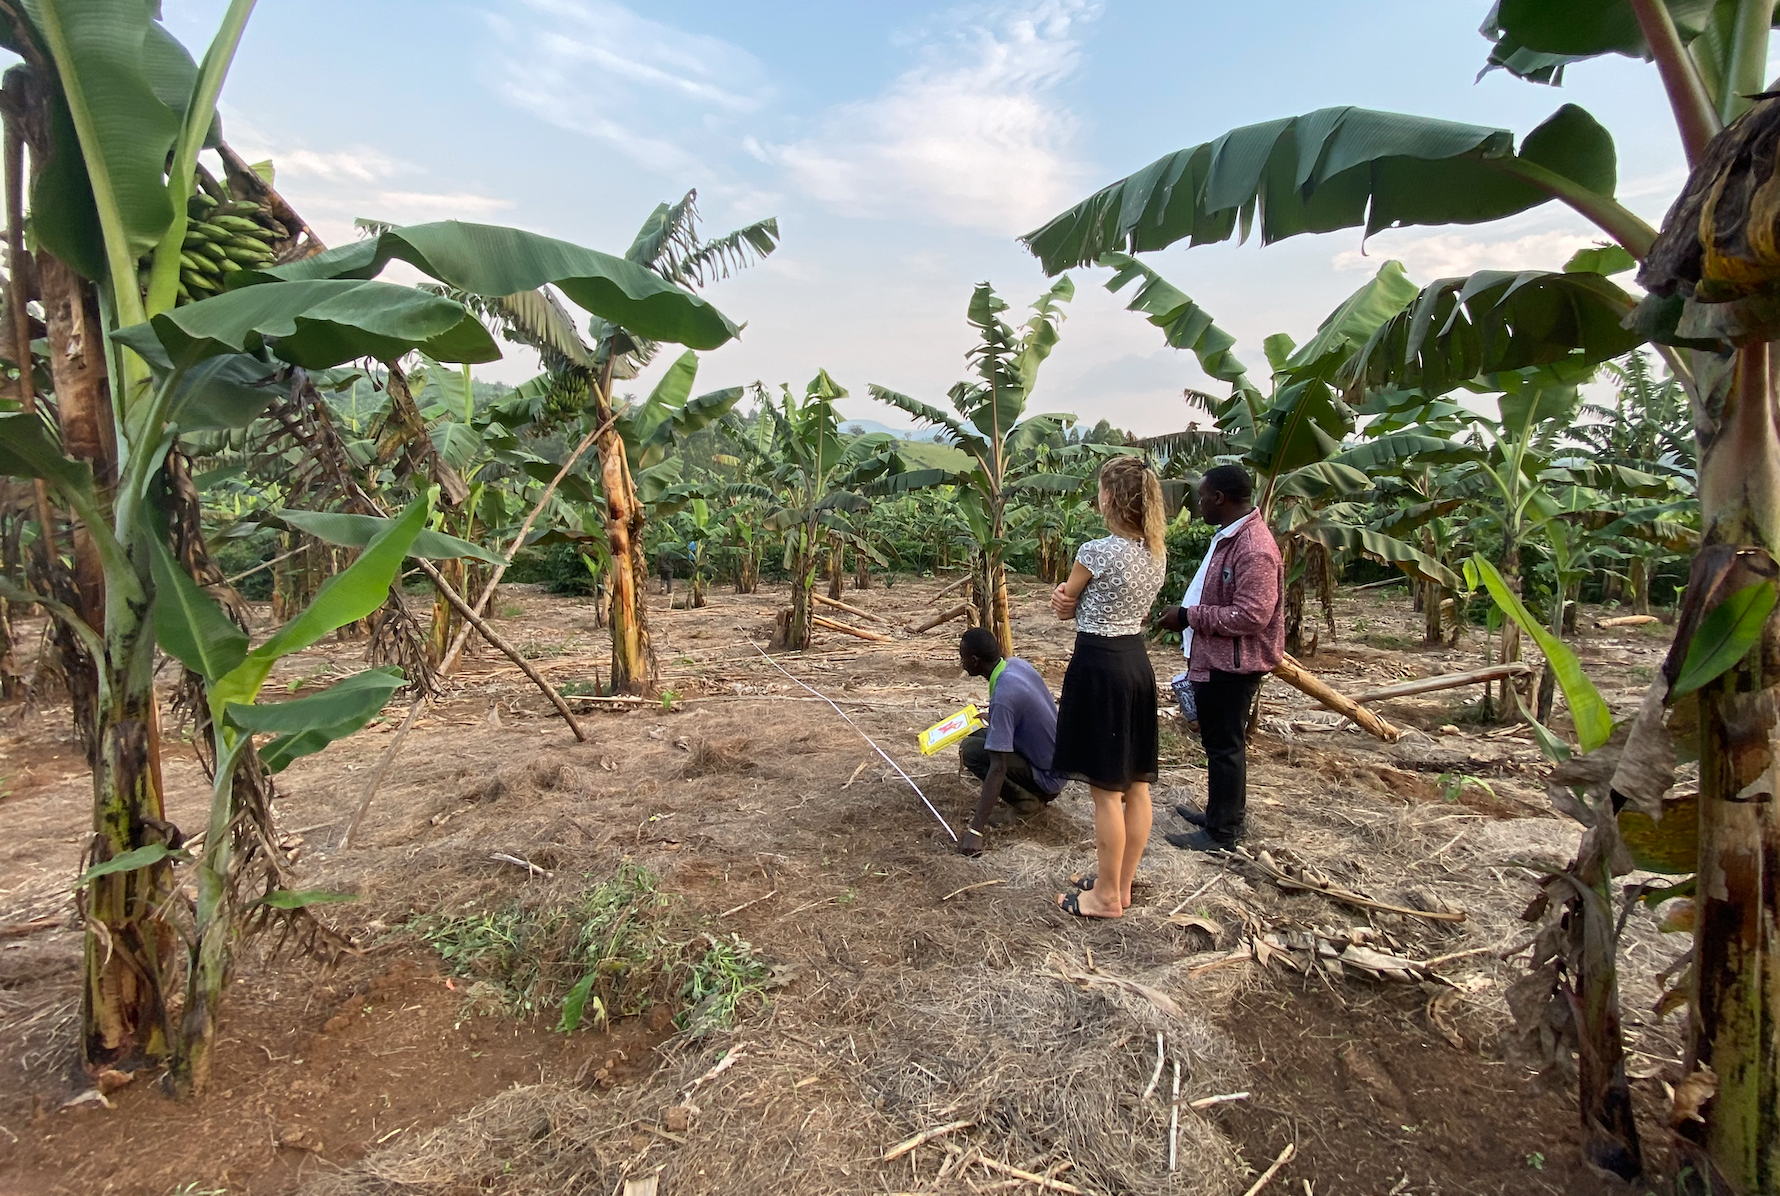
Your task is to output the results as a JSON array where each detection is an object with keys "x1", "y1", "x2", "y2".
[{"x1": 1047, "y1": 455, "x2": 1167, "y2": 918}]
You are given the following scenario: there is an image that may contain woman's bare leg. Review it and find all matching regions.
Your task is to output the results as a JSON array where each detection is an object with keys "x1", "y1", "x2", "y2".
[
  {"x1": 1118, "y1": 780, "x2": 1152, "y2": 910},
  {"x1": 1067, "y1": 785, "x2": 1126, "y2": 917}
]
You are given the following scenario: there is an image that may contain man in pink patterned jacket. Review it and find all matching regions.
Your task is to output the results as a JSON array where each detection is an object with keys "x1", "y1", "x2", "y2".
[{"x1": 1154, "y1": 464, "x2": 1284, "y2": 851}]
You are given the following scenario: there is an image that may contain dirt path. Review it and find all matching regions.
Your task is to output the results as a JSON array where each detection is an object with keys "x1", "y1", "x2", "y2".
[{"x1": 0, "y1": 576, "x2": 1685, "y2": 1195}]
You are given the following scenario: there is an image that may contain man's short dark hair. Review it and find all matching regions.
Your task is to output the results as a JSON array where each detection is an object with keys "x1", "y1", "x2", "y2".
[
  {"x1": 1202, "y1": 464, "x2": 1254, "y2": 503},
  {"x1": 960, "y1": 627, "x2": 1002, "y2": 661}
]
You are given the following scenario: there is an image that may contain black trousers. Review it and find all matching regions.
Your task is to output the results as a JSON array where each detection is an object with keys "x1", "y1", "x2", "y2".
[
  {"x1": 1191, "y1": 669, "x2": 1266, "y2": 842},
  {"x1": 959, "y1": 729, "x2": 1051, "y2": 803}
]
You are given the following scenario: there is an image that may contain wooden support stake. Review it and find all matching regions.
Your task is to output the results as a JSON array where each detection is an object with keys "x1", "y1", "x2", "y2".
[
  {"x1": 1351, "y1": 663, "x2": 1531, "y2": 704},
  {"x1": 439, "y1": 413, "x2": 617, "y2": 675},
  {"x1": 910, "y1": 602, "x2": 976, "y2": 634},
  {"x1": 1271, "y1": 653, "x2": 1400, "y2": 742},
  {"x1": 812, "y1": 591, "x2": 889, "y2": 624},
  {"x1": 414, "y1": 558, "x2": 587, "y2": 741},
  {"x1": 972, "y1": 1157, "x2": 1083, "y2": 1194},
  {"x1": 940, "y1": 878, "x2": 1006, "y2": 902},
  {"x1": 1141, "y1": 1030, "x2": 1166, "y2": 1101},
  {"x1": 1240, "y1": 1142, "x2": 1295, "y2": 1196},
  {"x1": 812, "y1": 614, "x2": 892, "y2": 643},
  {"x1": 1168, "y1": 1060, "x2": 1182, "y2": 1171},
  {"x1": 341, "y1": 697, "x2": 423, "y2": 848}
]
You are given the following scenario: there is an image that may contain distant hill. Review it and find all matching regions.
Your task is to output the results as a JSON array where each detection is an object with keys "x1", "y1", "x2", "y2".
[
  {"x1": 888, "y1": 440, "x2": 972, "y2": 472},
  {"x1": 838, "y1": 418, "x2": 949, "y2": 442}
]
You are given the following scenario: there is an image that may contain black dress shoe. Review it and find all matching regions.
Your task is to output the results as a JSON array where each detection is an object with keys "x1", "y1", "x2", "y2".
[
  {"x1": 1164, "y1": 828, "x2": 1238, "y2": 853},
  {"x1": 1174, "y1": 802, "x2": 1208, "y2": 827}
]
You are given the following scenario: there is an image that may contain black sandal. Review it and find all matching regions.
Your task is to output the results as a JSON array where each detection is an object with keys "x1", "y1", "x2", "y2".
[
  {"x1": 1057, "y1": 890, "x2": 1117, "y2": 919},
  {"x1": 1071, "y1": 872, "x2": 1144, "y2": 893}
]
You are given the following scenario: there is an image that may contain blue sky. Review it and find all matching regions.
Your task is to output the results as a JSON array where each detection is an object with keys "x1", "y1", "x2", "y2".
[{"x1": 144, "y1": 1, "x2": 1740, "y2": 433}]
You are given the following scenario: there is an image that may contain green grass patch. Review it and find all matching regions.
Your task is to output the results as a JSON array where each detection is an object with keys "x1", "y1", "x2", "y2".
[
  {"x1": 412, "y1": 864, "x2": 771, "y2": 1037},
  {"x1": 497, "y1": 602, "x2": 526, "y2": 619},
  {"x1": 559, "y1": 679, "x2": 600, "y2": 697}
]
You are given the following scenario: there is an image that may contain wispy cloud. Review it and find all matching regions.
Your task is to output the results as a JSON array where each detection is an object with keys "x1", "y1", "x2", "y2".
[
  {"x1": 213, "y1": 128, "x2": 513, "y2": 241},
  {"x1": 481, "y1": 0, "x2": 771, "y2": 172},
  {"x1": 1331, "y1": 229, "x2": 1607, "y2": 280},
  {"x1": 274, "y1": 148, "x2": 408, "y2": 184},
  {"x1": 363, "y1": 191, "x2": 516, "y2": 221},
  {"x1": 769, "y1": 1, "x2": 1099, "y2": 234}
]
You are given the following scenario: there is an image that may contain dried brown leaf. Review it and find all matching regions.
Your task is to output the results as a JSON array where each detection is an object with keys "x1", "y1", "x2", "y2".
[{"x1": 1669, "y1": 1065, "x2": 1718, "y2": 1126}]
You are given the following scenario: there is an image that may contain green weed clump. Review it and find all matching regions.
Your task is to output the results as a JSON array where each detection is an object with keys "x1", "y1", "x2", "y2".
[{"x1": 414, "y1": 864, "x2": 771, "y2": 1037}]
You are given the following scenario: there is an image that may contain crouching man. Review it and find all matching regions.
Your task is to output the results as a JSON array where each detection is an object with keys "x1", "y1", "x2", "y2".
[{"x1": 956, "y1": 627, "x2": 1066, "y2": 856}]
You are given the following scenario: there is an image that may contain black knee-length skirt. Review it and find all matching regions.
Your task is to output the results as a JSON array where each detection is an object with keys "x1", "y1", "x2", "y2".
[{"x1": 1052, "y1": 632, "x2": 1158, "y2": 790}]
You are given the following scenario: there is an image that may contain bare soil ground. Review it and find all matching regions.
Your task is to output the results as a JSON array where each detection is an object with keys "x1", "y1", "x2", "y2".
[{"x1": 0, "y1": 573, "x2": 1687, "y2": 1195}]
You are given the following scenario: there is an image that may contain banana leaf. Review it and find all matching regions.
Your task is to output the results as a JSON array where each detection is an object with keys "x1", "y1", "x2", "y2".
[
  {"x1": 1346, "y1": 269, "x2": 1644, "y2": 395},
  {"x1": 23, "y1": 0, "x2": 180, "y2": 269},
  {"x1": 1292, "y1": 518, "x2": 1462, "y2": 589},
  {"x1": 273, "y1": 508, "x2": 503, "y2": 564},
  {"x1": 228, "y1": 667, "x2": 406, "y2": 773},
  {"x1": 1468, "y1": 553, "x2": 1613, "y2": 750},
  {"x1": 1099, "y1": 252, "x2": 1261, "y2": 403},
  {"x1": 150, "y1": 537, "x2": 247, "y2": 684},
  {"x1": 208, "y1": 498, "x2": 430, "y2": 716},
  {"x1": 114, "y1": 280, "x2": 498, "y2": 368},
  {"x1": 242, "y1": 221, "x2": 739, "y2": 351},
  {"x1": 1022, "y1": 105, "x2": 1615, "y2": 272}
]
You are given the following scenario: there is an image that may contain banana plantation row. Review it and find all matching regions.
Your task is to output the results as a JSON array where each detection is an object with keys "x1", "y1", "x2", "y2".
[{"x1": 4, "y1": 1, "x2": 1779, "y2": 1191}]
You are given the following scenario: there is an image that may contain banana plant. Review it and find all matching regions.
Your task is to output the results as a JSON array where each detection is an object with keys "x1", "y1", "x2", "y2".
[
  {"x1": 722, "y1": 372, "x2": 898, "y2": 650},
  {"x1": 867, "y1": 278, "x2": 1074, "y2": 654},
  {"x1": 458, "y1": 191, "x2": 776, "y2": 694},
  {"x1": 1, "y1": 3, "x2": 740, "y2": 1083},
  {"x1": 150, "y1": 497, "x2": 445, "y2": 1092}
]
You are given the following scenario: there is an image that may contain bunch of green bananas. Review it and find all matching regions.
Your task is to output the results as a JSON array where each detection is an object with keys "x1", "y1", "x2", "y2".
[{"x1": 138, "y1": 188, "x2": 292, "y2": 306}]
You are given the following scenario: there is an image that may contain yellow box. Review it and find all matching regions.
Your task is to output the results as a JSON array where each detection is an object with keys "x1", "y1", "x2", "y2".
[{"x1": 918, "y1": 704, "x2": 983, "y2": 756}]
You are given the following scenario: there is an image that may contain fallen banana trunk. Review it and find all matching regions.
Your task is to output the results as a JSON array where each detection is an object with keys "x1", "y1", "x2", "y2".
[
  {"x1": 1239, "y1": 847, "x2": 1467, "y2": 923},
  {"x1": 812, "y1": 591, "x2": 890, "y2": 624},
  {"x1": 811, "y1": 613, "x2": 891, "y2": 642},
  {"x1": 1595, "y1": 614, "x2": 1660, "y2": 628},
  {"x1": 909, "y1": 602, "x2": 976, "y2": 634},
  {"x1": 1270, "y1": 653, "x2": 1400, "y2": 741},
  {"x1": 1351, "y1": 662, "x2": 1531, "y2": 704}
]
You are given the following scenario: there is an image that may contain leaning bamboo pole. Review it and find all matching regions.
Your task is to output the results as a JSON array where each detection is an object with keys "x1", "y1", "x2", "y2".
[{"x1": 439, "y1": 413, "x2": 616, "y2": 676}]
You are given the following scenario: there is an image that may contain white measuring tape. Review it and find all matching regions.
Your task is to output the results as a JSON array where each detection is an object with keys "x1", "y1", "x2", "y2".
[{"x1": 750, "y1": 642, "x2": 958, "y2": 842}]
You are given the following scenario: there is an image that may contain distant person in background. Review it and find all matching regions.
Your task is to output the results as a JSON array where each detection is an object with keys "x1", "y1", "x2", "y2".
[
  {"x1": 1046, "y1": 456, "x2": 1168, "y2": 918},
  {"x1": 1156, "y1": 464, "x2": 1284, "y2": 852},
  {"x1": 955, "y1": 627, "x2": 1066, "y2": 857}
]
